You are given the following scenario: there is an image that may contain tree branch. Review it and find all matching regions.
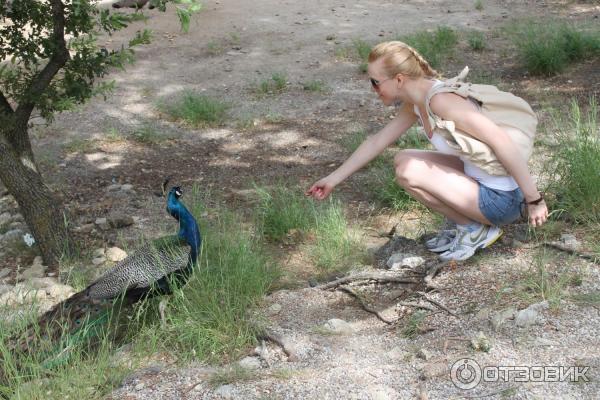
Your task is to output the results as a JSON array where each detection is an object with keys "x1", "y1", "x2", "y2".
[
  {"x1": 0, "y1": 90, "x2": 14, "y2": 115},
  {"x1": 13, "y1": 0, "x2": 70, "y2": 131}
]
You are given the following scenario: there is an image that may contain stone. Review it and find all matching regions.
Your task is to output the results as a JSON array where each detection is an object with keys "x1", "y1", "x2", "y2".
[
  {"x1": 28, "y1": 277, "x2": 59, "y2": 289},
  {"x1": 120, "y1": 184, "x2": 134, "y2": 192},
  {"x1": 106, "y1": 247, "x2": 127, "y2": 262},
  {"x1": 77, "y1": 223, "x2": 95, "y2": 233},
  {"x1": 417, "y1": 348, "x2": 432, "y2": 360},
  {"x1": 471, "y1": 331, "x2": 491, "y2": 352},
  {"x1": 386, "y1": 252, "x2": 425, "y2": 270},
  {"x1": 95, "y1": 218, "x2": 110, "y2": 230},
  {"x1": 32, "y1": 256, "x2": 43, "y2": 266},
  {"x1": 0, "y1": 212, "x2": 12, "y2": 226},
  {"x1": 92, "y1": 256, "x2": 107, "y2": 266},
  {"x1": 108, "y1": 214, "x2": 135, "y2": 229},
  {"x1": 322, "y1": 318, "x2": 355, "y2": 335},
  {"x1": 106, "y1": 184, "x2": 122, "y2": 192},
  {"x1": 515, "y1": 301, "x2": 548, "y2": 327},
  {"x1": 2, "y1": 228, "x2": 24, "y2": 244},
  {"x1": 238, "y1": 356, "x2": 261, "y2": 370},
  {"x1": 0, "y1": 268, "x2": 11, "y2": 280},
  {"x1": 0, "y1": 284, "x2": 12, "y2": 296},
  {"x1": 267, "y1": 303, "x2": 282, "y2": 314},
  {"x1": 93, "y1": 248, "x2": 106, "y2": 257},
  {"x1": 560, "y1": 233, "x2": 580, "y2": 251},
  {"x1": 421, "y1": 361, "x2": 448, "y2": 379},
  {"x1": 45, "y1": 283, "x2": 75, "y2": 299},
  {"x1": 214, "y1": 384, "x2": 235, "y2": 399},
  {"x1": 18, "y1": 264, "x2": 46, "y2": 280},
  {"x1": 490, "y1": 307, "x2": 517, "y2": 331}
]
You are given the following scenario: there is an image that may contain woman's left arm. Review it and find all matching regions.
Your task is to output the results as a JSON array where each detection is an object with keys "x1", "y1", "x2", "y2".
[{"x1": 430, "y1": 93, "x2": 548, "y2": 227}]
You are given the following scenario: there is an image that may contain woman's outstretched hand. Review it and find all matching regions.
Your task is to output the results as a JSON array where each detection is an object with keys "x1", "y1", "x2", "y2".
[
  {"x1": 528, "y1": 200, "x2": 548, "y2": 227},
  {"x1": 305, "y1": 178, "x2": 336, "y2": 200}
]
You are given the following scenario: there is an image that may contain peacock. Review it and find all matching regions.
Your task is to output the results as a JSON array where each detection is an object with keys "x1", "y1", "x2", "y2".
[{"x1": 6, "y1": 182, "x2": 202, "y2": 357}]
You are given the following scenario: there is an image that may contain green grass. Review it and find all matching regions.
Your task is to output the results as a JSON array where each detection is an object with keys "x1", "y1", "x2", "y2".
[
  {"x1": 62, "y1": 138, "x2": 96, "y2": 154},
  {"x1": 369, "y1": 165, "x2": 416, "y2": 211},
  {"x1": 254, "y1": 184, "x2": 316, "y2": 242},
  {"x1": 309, "y1": 200, "x2": 365, "y2": 272},
  {"x1": 0, "y1": 188, "x2": 281, "y2": 396},
  {"x1": 398, "y1": 26, "x2": 459, "y2": 69},
  {"x1": 467, "y1": 31, "x2": 486, "y2": 51},
  {"x1": 353, "y1": 39, "x2": 372, "y2": 73},
  {"x1": 400, "y1": 310, "x2": 427, "y2": 339},
  {"x1": 548, "y1": 97, "x2": 600, "y2": 225},
  {"x1": 508, "y1": 20, "x2": 600, "y2": 76},
  {"x1": 253, "y1": 184, "x2": 365, "y2": 273},
  {"x1": 516, "y1": 250, "x2": 580, "y2": 309},
  {"x1": 302, "y1": 80, "x2": 329, "y2": 93},
  {"x1": 474, "y1": 0, "x2": 483, "y2": 11},
  {"x1": 158, "y1": 91, "x2": 229, "y2": 127},
  {"x1": 255, "y1": 72, "x2": 288, "y2": 95},
  {"x1": 130, "y1": 124, "x2": 169, "y2": 144}
]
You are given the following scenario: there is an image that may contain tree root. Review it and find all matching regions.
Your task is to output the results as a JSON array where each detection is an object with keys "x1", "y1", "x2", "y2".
[{"x1": 337, "y1": 286, "x2": 395, "y2": 325}]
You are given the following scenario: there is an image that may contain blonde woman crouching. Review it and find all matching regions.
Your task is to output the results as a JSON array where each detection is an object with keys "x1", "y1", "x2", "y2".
[{"x1": 306, "y1": 41, "x2": 548, "y2": 261}]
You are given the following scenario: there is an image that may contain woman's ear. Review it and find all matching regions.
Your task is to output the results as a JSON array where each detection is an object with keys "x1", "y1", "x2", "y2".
[{"x1": 395, "y1": 73, "x2": 405, "y2": 89}]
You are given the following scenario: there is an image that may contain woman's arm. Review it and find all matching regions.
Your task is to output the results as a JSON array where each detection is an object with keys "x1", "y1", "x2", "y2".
[
  {"x1": 306, "y1": 102, "x2": 418, "y2": 199},
  {"x1": 430, "y1": 93, "x2": 548, "y2": 226}
]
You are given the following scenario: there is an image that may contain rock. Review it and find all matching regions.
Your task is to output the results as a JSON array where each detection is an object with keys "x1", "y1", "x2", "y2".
[
  {"x1": 214, "y1": 384, "x2": 235, "y2": 399},
  {"x1": 92, "y1": 256, "x2": 107, "y2": 266},
  {"x1": 134, "y1": 382, "x2": 145, "y2": 391},
  {"x1": 0, "y1": 268, "x2": 11, "y2": 280},
  {"x1": 93, "y1": 248, "x2": 106, "y2": 257},
  {"x1": 95, "y1": 218, "x2": 110, "y2": 231},
  {"x1": 471, "y1": 331, "x2": 492, "y2": 352},
  {"x1": 0, "y1": 212, "x2": 11, "y2": 226},
  {"x1": 28, "y1": 277, "x2": 59, "y2": 289},
  {"x1": 490, "y1": 307, "x2": 517, "y2": 331},
  {"x1": 106, "y1": 247, "x2": 127, "y2": 262},
  {"x1": 417, "y1": 348, "x2": 432, "y2": 361},
  {"x1": 0, "y1": 284, "x2": 12, "y2": 296},
  {"x1": 108, "y1": 214, "x2": 135, "y2": 229},
  {"x1": 76, "y1": 223, "x2": 95, "y2": 234},
  {"x1": 515, "y1": 301, "x2": 548, "y2": 327},
  {"x1": 32, "y1": 256, "x2": 43, "y2": 266},
  {"x1": 322, "y1": 318, "x2": 355, "y2": 335},
  {"x1": 560, "y1": 233, "x2": 580, "y2": 251},
  {"x1": 238, "y1": 356, "x2": 261, "y2": 370},
  {"x1": 2, "y1": 228, "x2": 24, "y2": 245},
  {"x1": 18, "y1": 264, "x2": 46, "y2": 280},
  {"x1": 45, "y1": 283, "x2": 75, "y2": 299},
  {"x1": 106, "y1": 184, "x2": 122, "y2": 192},
  {"x1": 267, "y1": 303, "x2": 282, "y2": 314},
  {"x1": 421, "y1": 361, "x2": 448, "y2": 379},
  {"x1": 120, "y1": 184, "x2": 134, "y2": 192},
  {"x1": 386, "y1": 252, "x2": 425, "y2": 270}
]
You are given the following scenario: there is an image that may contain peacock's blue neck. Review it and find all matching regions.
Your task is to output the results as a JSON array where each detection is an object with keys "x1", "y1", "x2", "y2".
[{"x1": 167, "y1": 193, "x2": 202, "y2": 264}]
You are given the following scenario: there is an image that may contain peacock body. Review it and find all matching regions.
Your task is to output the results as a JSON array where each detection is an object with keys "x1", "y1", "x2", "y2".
[{"x1": 8, "y1": 185, "x2": 201, "y2": 353}]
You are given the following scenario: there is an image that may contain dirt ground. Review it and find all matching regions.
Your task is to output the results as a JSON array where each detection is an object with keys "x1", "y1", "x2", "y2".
[{"x1": 2, "y1": 0, "x2": 600, "y2": 398}]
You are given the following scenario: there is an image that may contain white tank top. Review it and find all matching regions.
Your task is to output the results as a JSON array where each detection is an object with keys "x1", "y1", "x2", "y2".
[{"x1": 413, "y1": 83, "x2": 518, "y2": 191}]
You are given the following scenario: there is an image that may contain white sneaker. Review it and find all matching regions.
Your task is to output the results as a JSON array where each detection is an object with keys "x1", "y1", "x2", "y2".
[
  {"x1": 439, "y1": 224, "x2": 503, "y2": 261},
  {"x1": 426, "y1": 229, "x2": 457, "y2": 252}
]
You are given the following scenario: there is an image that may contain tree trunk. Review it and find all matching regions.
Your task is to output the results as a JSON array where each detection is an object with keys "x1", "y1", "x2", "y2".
[{"x1": 0, "y1": 139, "x2": 73, "y2": 268}]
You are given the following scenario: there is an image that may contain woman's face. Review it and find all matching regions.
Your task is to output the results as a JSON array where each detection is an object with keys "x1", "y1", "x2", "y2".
[{"x1": 367, "y1": 58, "x2": 401, "y2": 106}]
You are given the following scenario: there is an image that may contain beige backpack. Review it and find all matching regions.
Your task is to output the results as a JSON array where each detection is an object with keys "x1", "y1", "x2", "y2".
[{"x1": 423, "y1": 67, "x2": 538, "y2": 176}]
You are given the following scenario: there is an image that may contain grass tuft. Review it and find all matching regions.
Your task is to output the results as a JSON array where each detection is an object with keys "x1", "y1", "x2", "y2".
[
  {"x1": 158, "y1": 91, "x2": 229, "y2": 127},
  {"x1": 399, "y1": 26, "x2": 458, "y2": 69},
  {"x1": 467, "y1": 31, "x2": 486, "y2": 51}
]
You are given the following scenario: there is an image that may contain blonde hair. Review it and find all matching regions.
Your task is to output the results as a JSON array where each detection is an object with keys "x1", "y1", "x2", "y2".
[{"x1": 368, "y1": 41, "x2": 439, "y2": 79}]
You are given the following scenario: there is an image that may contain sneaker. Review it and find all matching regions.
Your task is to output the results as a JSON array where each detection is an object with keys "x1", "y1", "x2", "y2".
[
  {"x1": 439, "y1": 224, "x2": 503, "y2": 261},
  {"x1": 426, "y1": 229, "x2": 457, "y2": 252}
]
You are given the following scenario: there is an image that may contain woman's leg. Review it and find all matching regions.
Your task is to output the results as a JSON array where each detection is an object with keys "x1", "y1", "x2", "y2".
[{"x1": 394, "y1": 150, "x2": 493, "y2": 226}]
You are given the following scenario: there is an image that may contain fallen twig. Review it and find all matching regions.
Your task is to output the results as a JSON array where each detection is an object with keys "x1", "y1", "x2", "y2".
[
  {"x1": 337, "y1": 286, "x2": 395, "y2": 325},
  {"x1": 257, "y1": 328, "x2": 298, "y2": 362},
  {"x1": 315, "y1": 272, "x2": 420, "y2": 290},
  {"x1": 397, "y1": 301, "x2": 436, "y2": 312},
  {"x1": 424, "y1": 261, "x2": 448, "y2": 289},
  {"x1": 542, "y1": 242, "x2": 599, "y2": 264},
  {"x1": 416, "y1": 291, "x2": 458, "y2": 318}
]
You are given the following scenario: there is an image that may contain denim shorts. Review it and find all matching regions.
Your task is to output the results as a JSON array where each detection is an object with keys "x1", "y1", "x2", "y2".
[{"x1": 478, "y1": 184, "x2": 524, "y2": 226}]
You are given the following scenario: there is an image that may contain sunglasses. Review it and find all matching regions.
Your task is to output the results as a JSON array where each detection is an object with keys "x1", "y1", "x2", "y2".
[{"x1": 370, "y1": 76, "x2": 393, "y2": 89}]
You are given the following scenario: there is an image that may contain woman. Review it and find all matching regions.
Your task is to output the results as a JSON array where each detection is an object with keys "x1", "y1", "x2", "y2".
[{"x1": 306, "y1": 41, "x2": 548, "y2": 261}]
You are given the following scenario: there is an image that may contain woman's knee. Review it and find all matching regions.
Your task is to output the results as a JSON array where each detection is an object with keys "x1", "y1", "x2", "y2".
[{"x1": 394, "y1": 151, "x2": 423, "y2": 187}]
